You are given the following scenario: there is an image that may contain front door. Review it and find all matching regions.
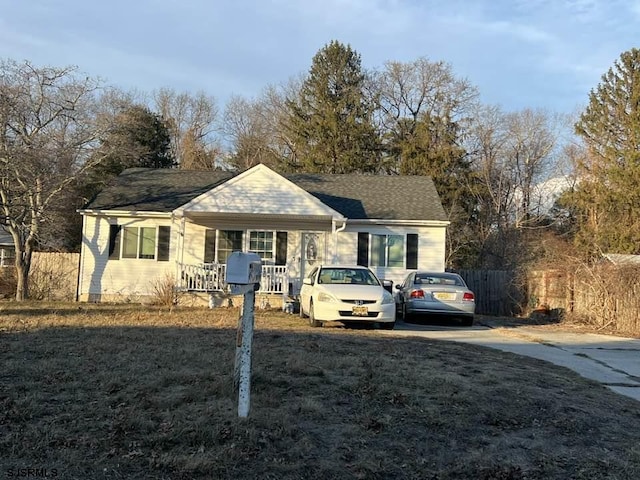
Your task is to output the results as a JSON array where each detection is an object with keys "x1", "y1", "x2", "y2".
[{"x1": 301, "y1": 232, "x2": 325, "y2": 279}]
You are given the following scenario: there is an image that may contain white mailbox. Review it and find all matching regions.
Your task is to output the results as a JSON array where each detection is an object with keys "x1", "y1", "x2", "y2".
[{"x1": 226, "y1": 252, "x2": 262, "y2": 285}]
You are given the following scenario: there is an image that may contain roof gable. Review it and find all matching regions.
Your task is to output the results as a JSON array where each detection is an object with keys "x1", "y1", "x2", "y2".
[{"x1": 174, "y1": 164, "x2": 344, "y2": 219}]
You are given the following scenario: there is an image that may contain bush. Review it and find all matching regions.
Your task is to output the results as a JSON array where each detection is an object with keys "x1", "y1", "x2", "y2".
[{"x1": 150, "y1": 274, "x2": 179, "y2": 308}]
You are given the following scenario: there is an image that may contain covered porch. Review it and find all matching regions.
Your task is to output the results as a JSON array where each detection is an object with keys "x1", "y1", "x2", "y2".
[{"x1": 177, "y1": 262, "x2": 301, "y2": 295}]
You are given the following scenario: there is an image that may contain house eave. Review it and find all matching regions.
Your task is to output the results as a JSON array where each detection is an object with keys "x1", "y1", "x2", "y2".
[
  {"x1": 78, "y1": 209, "x2": 172, "y2": 218},
  {"x1": 347, "y1": 219, "x2": 450, "y2": 227},
  {"x1": 181, "y1": 210, "x2": 344, "y2": 222}
]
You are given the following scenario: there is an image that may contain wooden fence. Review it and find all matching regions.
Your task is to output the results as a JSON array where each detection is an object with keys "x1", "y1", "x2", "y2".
[
  {"x1": 529, "y1": 265, "x2": 640, "y2": 333},
  {"x1": 456, "y1": 270, "x2": 524, "y2": 317},
  {"x1": 29, "y1": 252, "x2": 80, "y2": 301}
]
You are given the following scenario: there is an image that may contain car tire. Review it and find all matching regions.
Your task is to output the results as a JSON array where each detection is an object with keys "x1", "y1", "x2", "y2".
[
  {"x1": 402, "y1": 303, "x2": 413, "y2": 323},
  {"x1": 309, "y1": 300, "x2": 322, "y2": 328},
  {"x1": 380, "y1": 321, "x2": 395, "y2": 330}
]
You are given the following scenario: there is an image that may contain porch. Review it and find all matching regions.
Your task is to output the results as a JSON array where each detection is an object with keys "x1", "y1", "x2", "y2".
[{"x1": 177, "y1": 263, "x2": 300, "y2": 295}]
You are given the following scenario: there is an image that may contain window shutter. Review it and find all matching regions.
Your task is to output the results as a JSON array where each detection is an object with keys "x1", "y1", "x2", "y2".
[
  {"x1": 108, "y1": 225, "x2": 121, "y2": 260},
  {"x1": 204, "y1": 229, "x2": 216, "y2": 263},
  {"x1": 157, "y1": 226, "x2": 171, "y2": 262},
  {"x1": 357, "y1": 232, "x2": 369, "y2": 266},
  {"x1": 406, "y1": 234, "x2": 418, "y2": 269},
  {"x1": 276, "y1": 231, "x2": 288, "y2": 266}
]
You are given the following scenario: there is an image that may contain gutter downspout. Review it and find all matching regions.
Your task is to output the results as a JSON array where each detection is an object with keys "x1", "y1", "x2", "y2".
[{"x1": 332, "y1": 218, "x2": 347, "y2": 263}]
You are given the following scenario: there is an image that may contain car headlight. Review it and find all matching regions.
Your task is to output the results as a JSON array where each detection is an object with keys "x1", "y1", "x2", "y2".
[
  {"x1": 317, "y1": 292, "x2": 338, "y2": 303},
  {"x1": 381, "y1": 290, "x2": 395, "y2": 304}
]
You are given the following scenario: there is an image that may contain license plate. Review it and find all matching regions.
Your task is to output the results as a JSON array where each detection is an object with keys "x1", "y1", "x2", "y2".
[
  {"x1": 352, "y1": 306, "x2": 369, "y2": 316},
  {"x1": 433, "y1": 292, "x2": 456, "y2": 301}
]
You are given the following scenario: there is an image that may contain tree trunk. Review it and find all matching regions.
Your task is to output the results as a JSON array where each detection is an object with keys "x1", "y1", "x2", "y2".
[{"x1": 14, "y1": 251, "x2": 32, "y2": 301}]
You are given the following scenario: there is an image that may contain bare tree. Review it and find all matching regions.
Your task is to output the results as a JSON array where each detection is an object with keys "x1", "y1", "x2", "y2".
[
  {"x1": 375, "y1": 57, "x2": 477, "y2": 127},
  {"x1": 153, "y1": 88, "x2": 221, "y2": 169},
  {"x1": 223, "y1": 94, "x2": 274, "y2": 170},
  {"x1": 222, "y1": 77, "x2": 303, "y2": 172},
  {"x1": 465, "y1": 106, "x2": 561, "y2": 268},
  {"x1": 0, "y1": 60, "x2": 109, "y2": 300},
  {"x1": 505, "y1": 109, "x2": 558, "y2": 228}
]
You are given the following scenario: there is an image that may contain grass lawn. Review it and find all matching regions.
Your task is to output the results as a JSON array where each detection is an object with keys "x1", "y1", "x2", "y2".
[{"x1": 1, "y1": 303, "x2": 640, "y2": 479}]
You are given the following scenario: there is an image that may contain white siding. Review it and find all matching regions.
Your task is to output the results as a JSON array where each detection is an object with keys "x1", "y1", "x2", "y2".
[
  {"x1": 334, "y1": 225, "x2": 447, "y2": 287},
  {"x1": 176, "y1": 164, "x2": 343, "y2": 218},
  {"x1": 181, "y1": 222, "x2": 208, "y2": 265},
  {"x1": 79, "y1": 215, "x2": 175, "y2": 300},
  {"x1": 80, "y1": 214, "x2": 447, "y2": 300}
]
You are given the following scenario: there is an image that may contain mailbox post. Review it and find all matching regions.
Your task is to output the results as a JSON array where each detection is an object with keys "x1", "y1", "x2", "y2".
[{"x1": 225, "y1": 252, "x2": 262, "y2": 418}]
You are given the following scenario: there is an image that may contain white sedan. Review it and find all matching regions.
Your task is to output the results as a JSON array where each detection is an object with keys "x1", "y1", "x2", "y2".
[{"x1": 299, "y1": 265, "x2": 396, "y2": 329}]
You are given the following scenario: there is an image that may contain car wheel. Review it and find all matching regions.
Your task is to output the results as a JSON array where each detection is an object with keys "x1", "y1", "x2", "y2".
[
  {"x1": 380, "y1": 321, "x2": 395, "y2": 330},
  {"x1": 402, "y1": 303, "x2": 413, "y2": 323},
  {"x1": 309, "y1": 300, "x2": 322, "y2": 328}
]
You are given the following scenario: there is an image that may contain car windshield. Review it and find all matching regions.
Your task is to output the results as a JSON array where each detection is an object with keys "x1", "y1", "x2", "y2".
[
  {"x1": 414, "y1": 274, "x2": 464, "y2": 286},
  {"x1": 318, "y1": 268, "x2": 380, "y2": 285}
]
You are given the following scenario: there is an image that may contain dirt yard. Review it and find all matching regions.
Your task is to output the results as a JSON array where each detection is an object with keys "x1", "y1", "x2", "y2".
[{"x1": 2, "y1": 303, "x2": 640, "y2": 479}]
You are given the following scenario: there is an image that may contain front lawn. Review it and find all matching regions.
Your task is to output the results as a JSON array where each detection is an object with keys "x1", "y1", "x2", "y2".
[{"x1": 1, "y1": 304, "x2": 639, "y2": 479}]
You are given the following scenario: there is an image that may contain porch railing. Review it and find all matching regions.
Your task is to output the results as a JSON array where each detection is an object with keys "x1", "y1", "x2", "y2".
[
  {"x1": 177, "y1": 263, "x2": 292, "y2": 295},
  {"x1": 179, "y1": 263, "x2": 227, "y2": 292}
]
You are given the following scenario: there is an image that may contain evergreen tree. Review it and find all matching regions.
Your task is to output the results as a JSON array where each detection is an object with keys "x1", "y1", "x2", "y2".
[
  {"x1": 82, "y1": 105, "x2": 174, "y2": 197},
  {"x1": 570, "y1": 48, "x2": 640, "y2": 256},
  {"x1": 284, "y1": 40, "x2": 380, "y2": 173}
]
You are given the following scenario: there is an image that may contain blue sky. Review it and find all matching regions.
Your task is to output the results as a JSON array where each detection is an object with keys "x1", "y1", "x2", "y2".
[{"x1": 0, "y1": 0, "x2": 636, "y2": 114}]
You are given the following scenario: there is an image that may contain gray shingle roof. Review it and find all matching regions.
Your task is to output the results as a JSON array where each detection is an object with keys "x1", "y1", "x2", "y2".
[
  {"x1": 84, "y1": 167, "x2": 447, "y2": 222},
  {"x1": 85, "y1": 168, "x2": 234, "y2": 212},
  {"x1": 283, "y1": 173, "x2": 447, "y2": 221}
]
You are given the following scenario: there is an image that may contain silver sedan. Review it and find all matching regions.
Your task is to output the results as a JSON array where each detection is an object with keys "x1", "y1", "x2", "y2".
[{"x1": 396, "y1": 272, "x2": 475, "y2": 326}]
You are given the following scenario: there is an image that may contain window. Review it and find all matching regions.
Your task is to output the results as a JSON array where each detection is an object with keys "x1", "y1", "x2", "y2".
[
  {"x1": 0, "y1": 247, "x2": 14, "y2": 267},
  {"x1": 122, "y1": 227, "x2": 139, "y2": 259},
  {"x1": 370, "y1": 234, "x2": 404, "y2": 267},
  {"x1": 217, "y1": 230, "x2": 243, "y2": 263},
  {"x1": 139, "y1": 227, "x2": 156, "y2": 259},
  {"x1": 358, "y1": 233, "x2": 418, "y2": 269},
  {"x1": 248, "y1": 231, "x2": 274, "y2": 262},
  {"x1": 110, "y1": 225, "x2": 170, "y2": 261}
]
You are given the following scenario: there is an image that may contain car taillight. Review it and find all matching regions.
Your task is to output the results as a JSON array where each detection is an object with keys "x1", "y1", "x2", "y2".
[
  {"x1": 463, "y1": 292, "x2": 475, "y2": 301},
  {"x1": 410, "y1": 290, "x2": 424, "y2": 299}
]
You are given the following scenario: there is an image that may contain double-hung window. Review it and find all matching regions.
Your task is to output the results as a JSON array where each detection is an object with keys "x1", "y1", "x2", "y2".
[
  {"x1": 216, "y1": 230, "x2": 243, "y2": 263},
  {"x1": 357, "y1": 233, "x2": 419, "y2": 269},
  {"x1": 122, "y1": 227, "x2": 156, "y2": 259},
  {"x1": 248, "y1": 231, "x2": 274, "y2": 263},
  {"x1": 370, "y1": 234, "x2": 405, "y2": 267},
  {"x1": 109, "y1": 225, "x2": 170, "y2": 261},
  {"x1": 206, "y1": 230, "x2": 287, "y2": 265}
]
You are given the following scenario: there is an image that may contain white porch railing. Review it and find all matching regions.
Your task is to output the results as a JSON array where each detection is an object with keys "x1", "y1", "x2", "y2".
[
  {"x1": 178, "y1": 263, "x2": 227, "y2": 292},
  {"x1": 177, "y1": 263, "x2": 292, "y2": 295}
]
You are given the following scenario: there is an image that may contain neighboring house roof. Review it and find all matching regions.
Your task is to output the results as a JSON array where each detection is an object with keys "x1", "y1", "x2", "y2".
[
  {"x1": 83, "y1": 165, "x2": 448, "y2": 222},
  {"x1": 0, "y1": 227, "x2": 13, "y2": 247},
  {"x1": 602, "y1": 253, "x2": 640, "y2": 265}
]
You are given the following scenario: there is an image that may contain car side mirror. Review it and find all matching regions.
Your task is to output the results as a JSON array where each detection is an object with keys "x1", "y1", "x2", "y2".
[{"x1": 395, "y1": 284, "x2": 402, "y2": 290}]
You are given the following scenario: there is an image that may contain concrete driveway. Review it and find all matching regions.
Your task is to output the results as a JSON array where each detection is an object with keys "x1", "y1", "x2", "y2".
[{"x1": 380, "y1": 320, "x2": 640, "y2": 402}]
